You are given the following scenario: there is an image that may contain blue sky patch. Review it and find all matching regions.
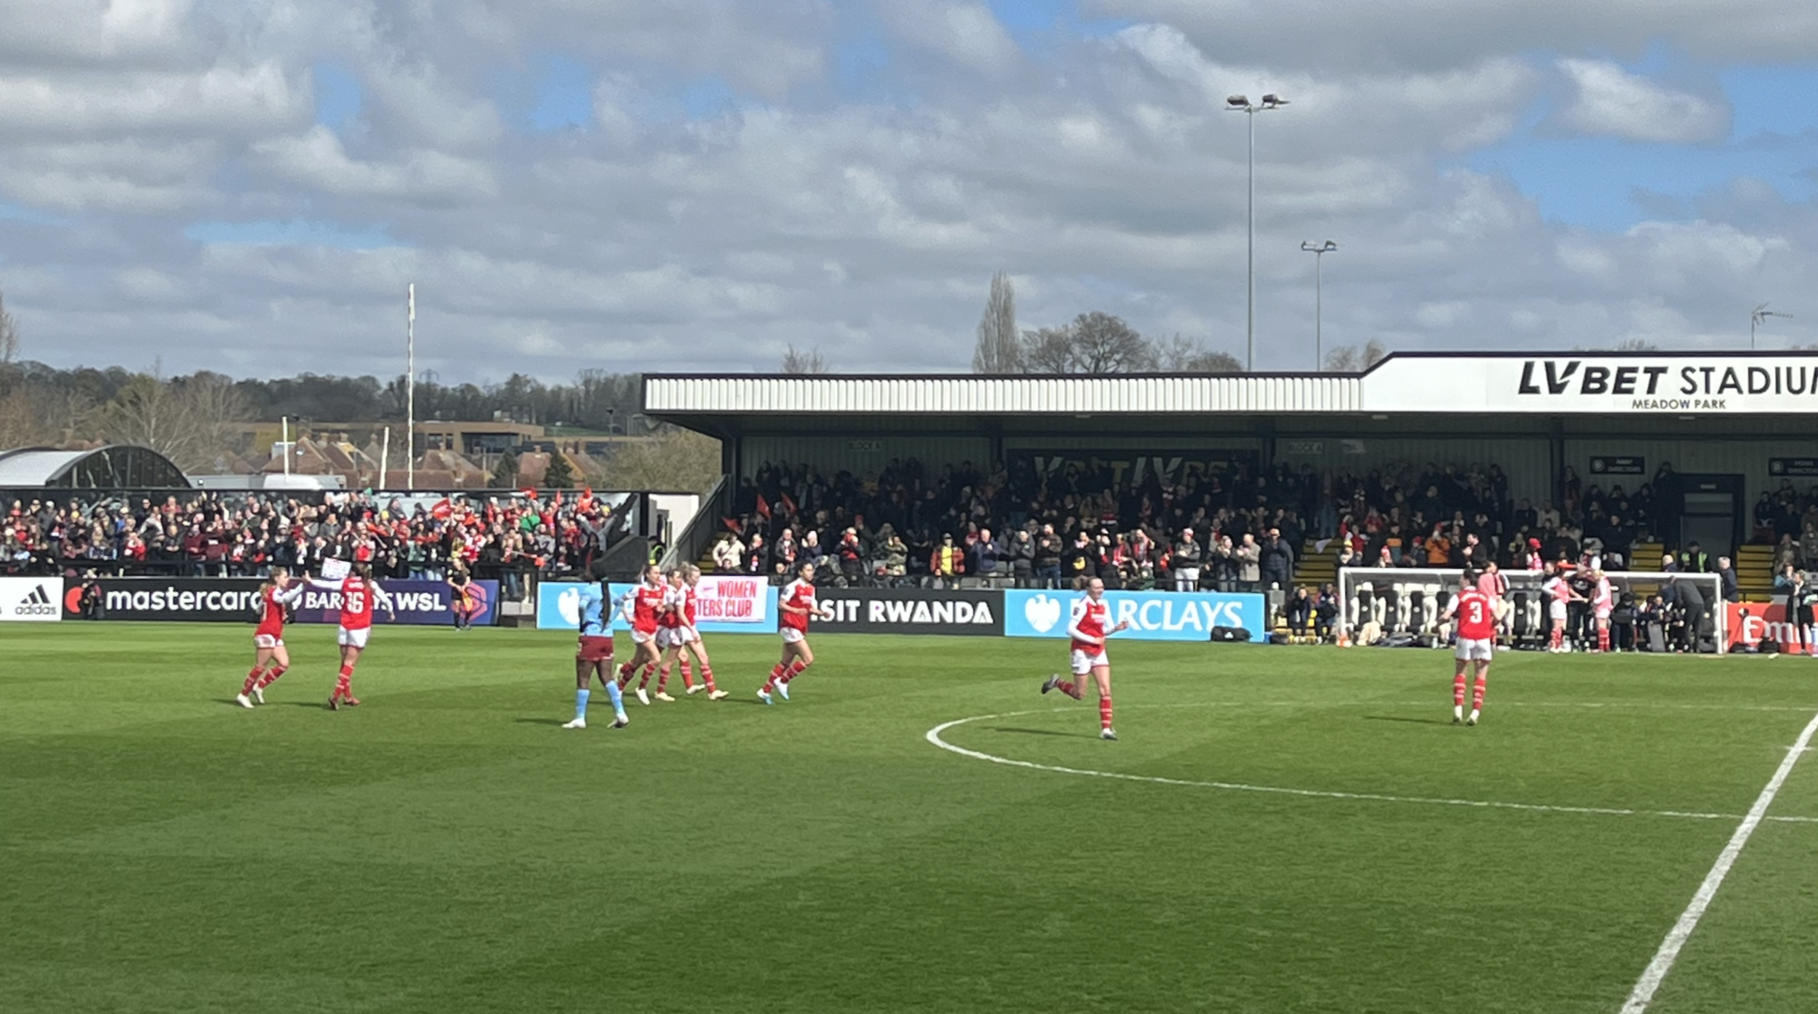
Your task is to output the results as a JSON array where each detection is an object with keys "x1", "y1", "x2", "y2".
[{"x1": 313, "y1": 62, "x2": 362, "y2": 130}]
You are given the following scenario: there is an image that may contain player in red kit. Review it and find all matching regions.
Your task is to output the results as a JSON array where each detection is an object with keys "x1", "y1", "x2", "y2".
[
  {"x1": 1589, "y1": 566, "x2": 1614, "y2": 653},
  {"x1": 615, "y1": 564, "x2": 666, "y2": 705},
  {"x1": 759, "y1": 562, "x2": 832, "y2": 705},
  {"x1": 236, "y1": 567, "x2": 305, "y2": 708},
  {"x1": 1441, "y1": 570, "x2": 1496, "y2": 725},
  {"x1": 1542, "y1": 563, "x2": 1584, "y2": 653},
  {"x1": 308, "y1": 562, "x2": 395, "y2": 710},
  {"x1": 677, "y1": 564, "x2": 728, "y2": 700},
  {"x1": 1040, "y1": 577, "x2": 1131, "y2": 740}
]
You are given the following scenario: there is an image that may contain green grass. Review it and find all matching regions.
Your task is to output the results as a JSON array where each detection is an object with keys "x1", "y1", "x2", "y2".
[{"x1": 3, "y1": 625, "x2": 1818, "y2": 1014}]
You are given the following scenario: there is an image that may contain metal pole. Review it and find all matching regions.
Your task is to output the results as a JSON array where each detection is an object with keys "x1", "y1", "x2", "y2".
[
  {"x1": 406, "y1": 283, "x2": 416, "y2": 492},
  {"x1": 380, "y1": 426, "x2": 390, "y2": 490},
  {"x1": 1314, "y1": 251, "x2": 1323, "y2": 371},
  {"x1": 1246, "y1": 109, "x2": 1255, "y2": 373},
  {"x1": 281, "y1": 417, "x2": 290, "y2": 477}
]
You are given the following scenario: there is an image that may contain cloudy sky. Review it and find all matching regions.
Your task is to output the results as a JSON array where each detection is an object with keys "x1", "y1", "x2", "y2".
[{"x1": 1, "y1": 0, "x2": 1814, "y2": 382}]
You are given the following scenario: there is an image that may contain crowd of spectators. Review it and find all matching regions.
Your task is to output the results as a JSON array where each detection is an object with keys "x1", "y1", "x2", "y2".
[
  {"x1": 3, "y1": 490, "x2": 633, "y2": 598},
  {"x1": 709, "y1": 457, "x2": 1704, "y2": 591}
]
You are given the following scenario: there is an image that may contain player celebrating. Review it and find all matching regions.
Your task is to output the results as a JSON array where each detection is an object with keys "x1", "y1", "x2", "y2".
[
  {"x1": 1542, "y1": 562, "x2": 1583, "y2": 653},
  {"x1": 563, "y1": 562, "x2": 629, "y2": 730},
  {"x1": 308, "y1": 562, "x2": 395, "y2": 709},
  {"x1": 1441, "y1": 570, "x2": 1496, "y2": 725},
  {"x1": 236, "y1": 566, "x2": 305, "y2": 708},
  {"x1": 677, "y1": 564, "x2": 728, "y2": 700},
  {"x1": 615, "y1": 564, "x2": 667, "y2": 705},
  {"x1": 1040, "y1": 577, "x2": 1131, "y2": 740},
  {"x1": 1588, "y1": 566, "x2": 1614, "y2": 653},
  {"x1": 650, "y1": 571, "x2": 688, "y2": 702},
  {"x1": 759, "y1": 562, "x2": 831, "y2": 705}
]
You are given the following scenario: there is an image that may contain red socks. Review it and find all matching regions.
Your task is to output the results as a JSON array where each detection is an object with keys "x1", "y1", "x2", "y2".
[
  {"x1": 256, "y1": 665, "x2": 287, "y2": 689},
  {"x1": 700, "y1": 665, "x2": 717, "y2": 692},
  {"x1": 1598, "y1": 629, "x2": 1610, "y2": 653},
  {"x1": 763, "y1": 663, "x2": 786, "y2": 693},
  {"x1": 780, "y1": 658, "x2": 808, "y2": 684},
  {"x1": 1054, "y1": 680, "x2": 1083, "y2": 700},
  {"x1": 656, "y1": 665, "x2": 671, "y2": 692},
  {"x1": 333, "y1": 665, "x2": 353, "y2": 701},
  {"x1": 241, "y1": 667, "x2": 263, "y2": 696},
  {"x1": 617, "y1": 663, "x2": 635, "y2": 687},
  {"x1": 1098, "y1": 695, "x2": 1114, "y2": 731},
  {"x1": 680, "y1": 660, "x2": 695, "y2": 689},
  {"x1": 636, "y1": 664, "x2": 656, "y2": 689},
  {"x1": 1453, "y1": 673, "x2": 1467, "y2": 707},
  {"x1": 1550, "y1": 628, "x2": 1563, "y2": 650},
  {"x1": 1472, "y1": 677, "x2": 1486, "y2": 712}
]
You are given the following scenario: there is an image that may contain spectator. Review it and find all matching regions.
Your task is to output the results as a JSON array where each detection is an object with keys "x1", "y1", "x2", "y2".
[
  {"x1": 1234, "y1": 533, "x2": 1261, "y2": 592},
  {"x1": 1717, "y1": 556, "x2": 1739, "y2": 603},
  {"x1": 972, "y1": 528, "x2": 1002, "y2": 580},
  {"x1": 1034, "y1": 524, "x2": 1063, "y2": 589},
  {"x1": 712, "y1": 534, "x2": 743, "y2": 573},
  {"x1": 1286, "y1": 586, "x2": 1313, "y2": 641},
  {"x1": 1260, "y1": 527, "x2": 1293, "y2": 591},
  {"x1": 930, "y1": 533, "x2": 961, "y2": 587},
  {"x1": 1009, "y1": 529, "x2": 1035, "y2": 588},
  {"x1": 1172, "y1": 528, "x2": 1202, "y2": 592},
  {"x1": 836, "y1": 528, "x2": 863, "y2": 587}
]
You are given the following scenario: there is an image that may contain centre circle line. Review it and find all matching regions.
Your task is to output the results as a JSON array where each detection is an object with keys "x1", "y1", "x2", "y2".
[{"x1": 924, "y1": 708, "x2": 1818, "y2": 825}]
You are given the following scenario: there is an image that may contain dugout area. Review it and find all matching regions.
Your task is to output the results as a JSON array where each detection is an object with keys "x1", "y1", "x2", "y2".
[{"x1": 646, "y1": 351, "x2": 1818, "y2": 608}]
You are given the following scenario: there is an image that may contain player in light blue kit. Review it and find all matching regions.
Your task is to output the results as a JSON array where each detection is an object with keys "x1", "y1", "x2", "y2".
[{"x1": 564, "y1": 562, "x2": 629, "y2": 730}]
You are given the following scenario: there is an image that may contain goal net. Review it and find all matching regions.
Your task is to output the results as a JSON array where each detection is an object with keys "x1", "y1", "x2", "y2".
[{"x1": 1334, "y1": 567, "x2": 1728, "y2": 654}]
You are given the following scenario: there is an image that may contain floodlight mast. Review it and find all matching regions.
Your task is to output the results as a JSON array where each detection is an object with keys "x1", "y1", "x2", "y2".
[
  {"x1": 1226, "y1": 93, "x2": 1289, "y2": 372},
  {"x1": 1301, "y1": 240, "x2": 1338, "y2": 370},
  {"x1": 1751, "y1": 303, "x2": 1792, "y2": 350}
]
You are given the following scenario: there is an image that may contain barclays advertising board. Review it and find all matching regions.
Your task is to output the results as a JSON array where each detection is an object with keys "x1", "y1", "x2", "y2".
[
  {"x1": 1003, "y1": 589, "x2": 1267, "y2": 643},
  {"x1": 536, "y1": 579, "x2": 778, "y2": 634}
]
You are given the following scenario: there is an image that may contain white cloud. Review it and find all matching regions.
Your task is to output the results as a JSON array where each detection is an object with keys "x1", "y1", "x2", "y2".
[
  {"x1": 1556, "y1": 59, "x2": 1729, "y2": 143},
  {"x1": 879, "y1": 1, "x2": 1022, "y2": 77},
  {"x1": 0, "y1": 0, "x2": 1813, "y2": 380}
]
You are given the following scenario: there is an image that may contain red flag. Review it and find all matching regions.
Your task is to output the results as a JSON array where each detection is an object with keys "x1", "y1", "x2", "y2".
[
  {"x1": 431, "y1": 498, "x2": 453, "y2": 520},
  {"x1": 780, "y1": 492, "x2": 798, "y2": 515},
  {"x1": 553, "y1": 489, "x2": 563, "y2": 508},
  {"x1": 519, "y1": 487, "x2": 537, "y2": 499},
  {"x1": 723, "y1": 517, "x2": 743, "y2": 534},
  {"x1": 756, "y1": 494, "x2": 771, "y2": 519},
  {"x1": 578, "y1": 487, "x2": 594, "y2": 511}
]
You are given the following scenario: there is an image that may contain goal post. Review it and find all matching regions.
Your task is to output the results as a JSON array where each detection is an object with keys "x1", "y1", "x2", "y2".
[{"x1": 1335, "y1": 567, "x2": 1727, "y2": 653}]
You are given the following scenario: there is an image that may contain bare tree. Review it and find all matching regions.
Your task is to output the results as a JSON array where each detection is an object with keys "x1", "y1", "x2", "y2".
[
  {"x1": 0, "y1": 288, "x2": 18, "y2": 366},
  {"x1": 1323, "y1": 339, "x2": 1389, "y2": 372},
  {"x1": 102, "y1": 366, "x2": 250, "y2": 470},
  {"x1": 970, "y1": 271, "x2": 1020, "y2": 373},
  {"x1": 1022, "y1": 312, "x2": 1154, "y2": 375},
  {"x1": 1155, "y1": 334, "x2": 1243, "y2": 373},
  {"x1": 781, "y1": 345, "x2": 830, "y2": 375},
  {"x1": 596, "y1": 428, "x2": 722, "y2": 495}
]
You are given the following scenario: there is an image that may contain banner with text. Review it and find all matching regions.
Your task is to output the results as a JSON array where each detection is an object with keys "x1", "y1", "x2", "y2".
[
  {"x1": 1726, "y1": 602, "x2": 1808, "y2": 653},
  {"x1": 1362, "y1": 353, "x2": 1818, "y2": 414},
  {"x1": 1, "y1": 576, "x2": 64, "y2": 622},
  {"x1": 1004, "y1": 589, "x2": 1268, "y2": 643},
  {"x1": 536, "y1": 577, "x2": 777, "y2": 634},
  {"x1": 69, "y1": 578, "x2": 264, "y2": 622},
  {"x1": 815, "y1": 588, "x2": 1003, "y2": 636},
  {"x1": 294, "y1": 579, "x2": 500, "y2": 627}
]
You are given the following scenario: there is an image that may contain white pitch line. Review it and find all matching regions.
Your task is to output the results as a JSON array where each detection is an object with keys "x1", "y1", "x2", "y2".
[
  {"x1": 1617, "y1": 708, "x2": 1818, "y2": 1013},
  {"x1": 924, "y1": 710, "x2": 1818, "y2": 826}
]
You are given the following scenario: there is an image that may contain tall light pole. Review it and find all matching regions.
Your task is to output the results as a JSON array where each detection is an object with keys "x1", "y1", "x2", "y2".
[
  {"x1": 1227, "y1": 92, "x2": 1289, "y2": 372},
  {"x1": 406, "y1": 283, "x2": 416, "y2": 492},
  {"x1": 1301, "y1": 240, "x2": 1337, "y2": 370},
  {"x1": 1751, "y1": 303, "x2": 1792, "y2": 350}
]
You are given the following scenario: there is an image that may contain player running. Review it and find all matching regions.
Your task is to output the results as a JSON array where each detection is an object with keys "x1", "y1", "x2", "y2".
[
  {"x1": 759, "y1": 562, "x2": 832, "y2": 705},
  {"x1": 308, "y1": 562, "x2": 395, "y2": 710},
  {"x1": 615, "y1": 564, "x2": 667, "y2": 705},
  {"x1": 236, "y1": 567, "x2": 306, "y2": 708},
  {"x1": 563, "y1": 562, "x2": 629, "y2": 730},
  {"x1": 1542, "y1": 562, "x2": 1584, "y2": 653},
  {"x1": 1441, "y1": 570, "x2": 1496, "y2": 725},
  {"x1": 1040, "y1": 577, "x2": 1131, "y2": 740}
]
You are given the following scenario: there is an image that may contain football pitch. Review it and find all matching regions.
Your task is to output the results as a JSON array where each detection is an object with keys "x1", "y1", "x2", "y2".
[{"x1": 4, "y1": 625, "x2": 1817, "y2": 1014}]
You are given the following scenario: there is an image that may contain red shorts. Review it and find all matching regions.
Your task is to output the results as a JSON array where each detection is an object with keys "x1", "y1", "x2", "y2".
[{"x1": 577, "y1": 636, "x2": 614, "y2": 663}]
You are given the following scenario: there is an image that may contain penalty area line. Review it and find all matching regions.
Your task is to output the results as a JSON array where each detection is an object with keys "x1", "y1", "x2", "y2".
[
  {"x1": 1617, "y1": 708, "x2": 1818, "y2": 1014},
  {"x1": 924, "y1": 710, "x2": 1818, "y2": 826}
]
